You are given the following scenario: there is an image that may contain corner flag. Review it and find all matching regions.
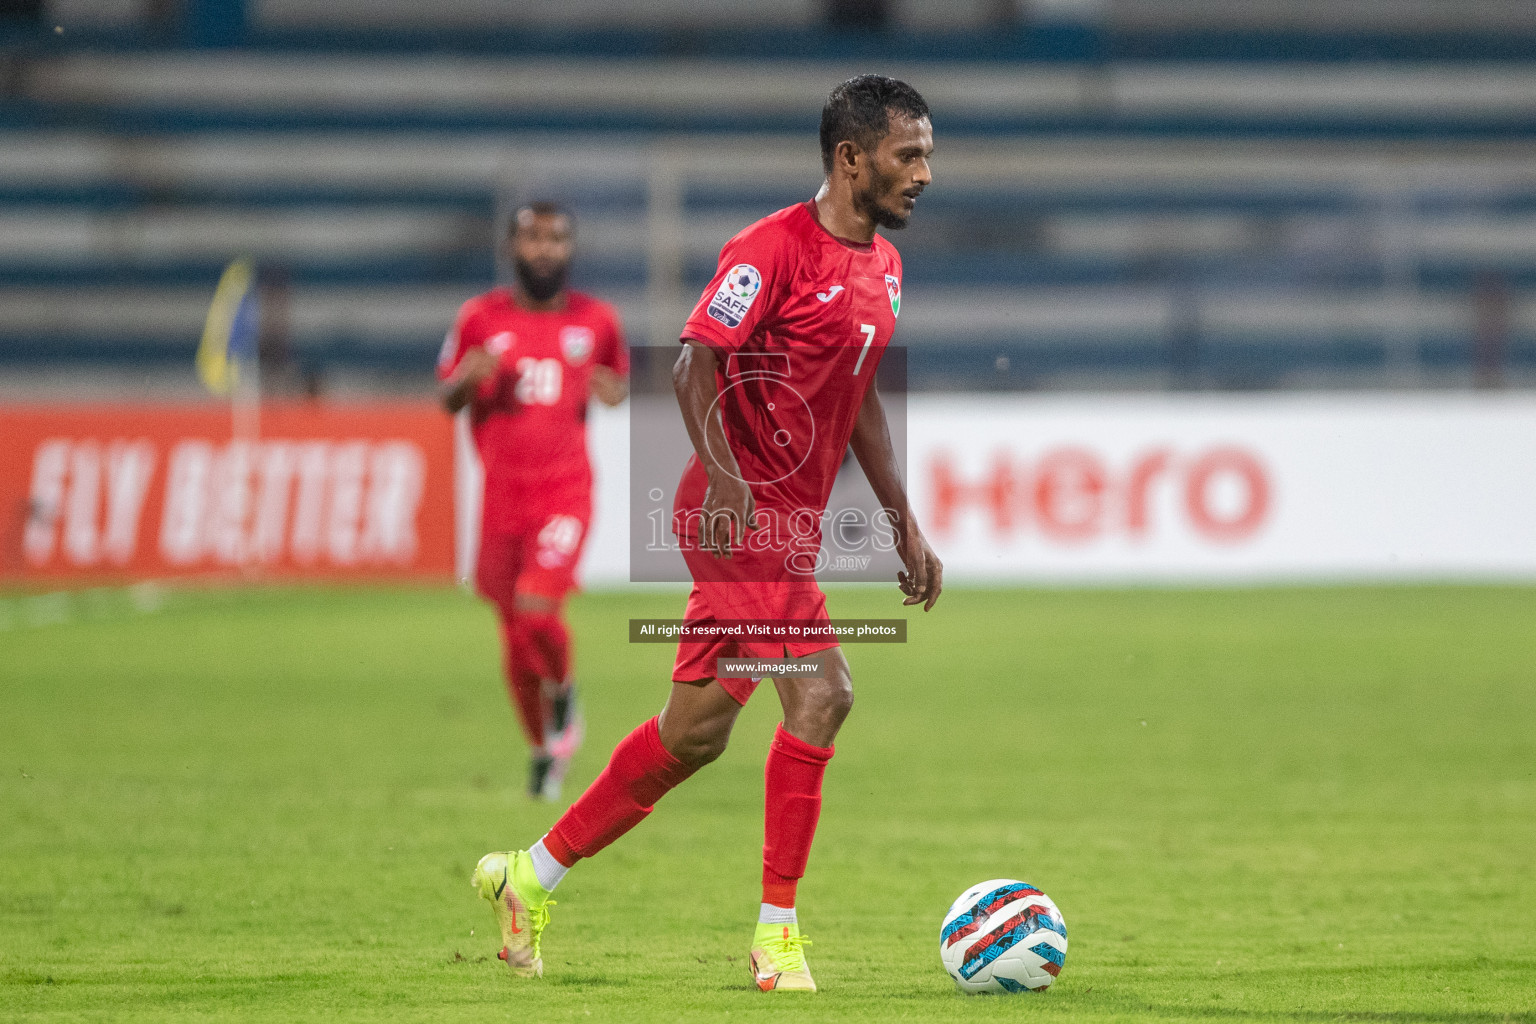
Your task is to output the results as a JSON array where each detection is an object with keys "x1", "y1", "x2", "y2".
[{"x1": 198, "y1": 258, "x2": 259, "y2": 395}]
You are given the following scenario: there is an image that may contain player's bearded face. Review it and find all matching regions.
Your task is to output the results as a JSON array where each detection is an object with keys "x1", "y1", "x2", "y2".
[
  {"x1": 514, "y1": 253, "x2": 568, "y2": 302},
  {"x1": 856, "y1": 115, "x2": 933, "y2": 231},
  {"x1": 858, "y1": 162, "x2": 913, "y2": 230},
  {"x1": 510, "y1": 212, "x2": 574, "y2": 302}
]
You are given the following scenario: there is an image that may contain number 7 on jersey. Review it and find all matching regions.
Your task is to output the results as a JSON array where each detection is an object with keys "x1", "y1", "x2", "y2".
[{"x1": 853, "y1": 323, "x2": 875, "y2": 376}]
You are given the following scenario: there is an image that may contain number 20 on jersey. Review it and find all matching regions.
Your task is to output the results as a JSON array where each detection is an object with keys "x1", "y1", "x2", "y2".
[{"x1": 515, "y1": 357, "x2": 563, "y2": 405}]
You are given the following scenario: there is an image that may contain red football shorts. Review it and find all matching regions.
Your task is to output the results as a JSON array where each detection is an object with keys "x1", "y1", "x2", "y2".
[
  {"x1": 672, "y1": 541, "x2": 839, "y2": 705},
  {"x1": 475, "y1": 487, "x2": 591, "y2": 608}
]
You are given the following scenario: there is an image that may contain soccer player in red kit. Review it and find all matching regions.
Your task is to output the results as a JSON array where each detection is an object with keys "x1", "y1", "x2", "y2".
[
  {"x1": 439, "y1": 202, "x2": 629, "y2": 801},
  {"x1": 473, "y1": 77, "x2": 943, "y2": 990}
]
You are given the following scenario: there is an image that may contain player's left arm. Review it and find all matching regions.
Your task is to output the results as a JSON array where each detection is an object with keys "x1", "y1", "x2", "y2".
[
  {"x1": 590, "y1": 366, "x2": 627, "y2": 406},
  {"x1": 848, "y1": 380, "x2": 943, "y2": 611},
  {"x1": 589, "y1": 308, "x2": 630, "y2": 407}
]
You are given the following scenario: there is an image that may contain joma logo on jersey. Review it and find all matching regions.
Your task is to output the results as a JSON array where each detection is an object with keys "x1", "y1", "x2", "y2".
[{"x1": 707, "y1": 263, "x2": 762, "y2": 327}]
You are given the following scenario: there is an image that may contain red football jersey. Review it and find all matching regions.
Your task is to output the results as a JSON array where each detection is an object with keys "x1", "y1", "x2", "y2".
[
  {"x1": 438, "y1": 288, "x2": 628, "y2": 527},
  {"x1": 675, "y1": 201, "x2": 902, "y2": 552}
]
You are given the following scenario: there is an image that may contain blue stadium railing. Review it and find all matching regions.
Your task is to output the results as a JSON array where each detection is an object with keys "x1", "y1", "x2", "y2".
[
  {"x1": 5, "y1": 96, "x2": 1536, "y2": 141},
  {"x1": 8, "y1": 16, "x2": 1536, "y2": 63},
  {"x1": 4, "y1": 24, "x2": 1536, "y2": 387}
]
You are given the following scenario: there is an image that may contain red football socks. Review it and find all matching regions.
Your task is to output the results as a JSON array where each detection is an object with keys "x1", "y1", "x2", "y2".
[
  {"x1": 539, "y1": 716, "x2": 834, "y2": 900},
  {"x1": 516, "y1": 608, "x2": 571, "y2": 685},
  {"x1": 544, "y1": 716, "x2": 696, "y2": 866},
  {"x1": 496, "y1": 608, "x2": 575, "y2": 749},
  {"x1": 761, "y1": 724, "x2": 834, "y2": 908},
  {"x1": 498, "y1": 613, "x2": 546, "y2": 747}
]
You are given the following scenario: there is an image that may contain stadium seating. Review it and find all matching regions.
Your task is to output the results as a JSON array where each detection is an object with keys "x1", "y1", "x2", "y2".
[{"x1": 3, "y1": 9, "x2": 1536, "y2": 390}]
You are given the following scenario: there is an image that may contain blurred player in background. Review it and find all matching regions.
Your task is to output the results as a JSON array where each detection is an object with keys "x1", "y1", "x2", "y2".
[
  {"x1": 438, "y1": 202, "x2": 629, "y2": 801},
  {"x1": 473, "y1": 76, "x2": 943, "y2": 991}
]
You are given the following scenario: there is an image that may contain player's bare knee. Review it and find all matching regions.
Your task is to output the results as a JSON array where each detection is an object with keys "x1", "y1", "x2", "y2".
[
  {"x1": 816, "y1": 655, "x2": 854, "y2": 720},
  {"x1": 828, "y1": 675, "x2": 855, "y2": 722},
  {"x1": 659, "y1": 705, "x2": 735, "y2": 767},
  {"x1": 812, "y1": 674, "x2": 854, "y2": 731},
  {"x1": 779, "y1": 674, "x2": 853, "y2": 744},
  {"x1": 672, "y1": 723, "x2": 732, "y2": 767}
]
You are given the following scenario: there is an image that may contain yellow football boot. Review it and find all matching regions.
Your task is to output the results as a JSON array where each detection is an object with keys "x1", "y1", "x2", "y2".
[
  {"x1": 750, "y1": 921, "x2": 816, "y2": 992},
  {"x1": 471, "y1": 850, "x2": 554, "y2": 977}
]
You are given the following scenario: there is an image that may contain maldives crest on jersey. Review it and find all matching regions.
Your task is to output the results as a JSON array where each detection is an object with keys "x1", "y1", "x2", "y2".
[
  {"x1": 559, "y1": 325, "x2": 595, "y2": 364},
  {"x1": 707, "y1": 263, "x2": 762, "y2": 328},
  {"x1": 885, "y1": 274, "x2": 901, "y2": 318}
]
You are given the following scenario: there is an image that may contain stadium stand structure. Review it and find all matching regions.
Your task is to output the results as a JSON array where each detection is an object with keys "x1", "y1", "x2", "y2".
[{"x1": 4, "y1": 4, "x2": 1536, "y2": 392}]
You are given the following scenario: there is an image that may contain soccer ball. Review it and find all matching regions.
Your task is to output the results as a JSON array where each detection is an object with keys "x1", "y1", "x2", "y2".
[{"x1": 939, "y1": 879, "x2": 1068, "y2": 994}]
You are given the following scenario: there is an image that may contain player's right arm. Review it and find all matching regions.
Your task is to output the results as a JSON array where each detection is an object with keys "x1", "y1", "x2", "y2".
[
  {"x1": 674, "y1": 218, "x2": 790, "y2": 558},
  {"x1": 673, "y1": 340, "x2": 755, "y2": 559},
  {"x1": 436, "y1": 299, "x2": 501, "y2": 414},
  {"x1": 440, "y1": 347, "x2": 498, "y2": 414}
]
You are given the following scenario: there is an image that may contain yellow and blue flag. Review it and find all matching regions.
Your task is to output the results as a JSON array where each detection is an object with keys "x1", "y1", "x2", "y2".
[{"x1": 197, "y1": 258, "x2": 259, "y2": 395}]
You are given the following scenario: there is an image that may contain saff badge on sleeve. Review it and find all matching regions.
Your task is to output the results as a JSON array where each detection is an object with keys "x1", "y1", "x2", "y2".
[{"x1": 707, "y1": 264, "x2": 763, "y2": 328}]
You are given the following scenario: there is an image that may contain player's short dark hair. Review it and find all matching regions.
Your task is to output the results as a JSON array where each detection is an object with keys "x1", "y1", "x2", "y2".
[
  {"x1": 509, "y1": 201, "x2": 574, "y2": 237},
  {"x1": 819, "y1": 75, "x2": 930, "y2": 175}
]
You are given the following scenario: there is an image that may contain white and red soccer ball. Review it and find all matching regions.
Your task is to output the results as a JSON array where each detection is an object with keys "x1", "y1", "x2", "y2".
[{"x1": 939, "y1": 879, "x2": 1068, "y2": 994}]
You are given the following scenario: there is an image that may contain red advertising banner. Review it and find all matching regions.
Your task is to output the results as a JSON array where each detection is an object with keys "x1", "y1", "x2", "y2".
[{"x1": 0, "y1": 404, "x2": 455, "y2": 582}]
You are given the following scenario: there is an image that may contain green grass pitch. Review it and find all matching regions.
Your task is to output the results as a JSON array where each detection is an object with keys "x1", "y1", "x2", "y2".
[{"x1": 2, "y1": 583, "x2": 1534, "y2": 1022}]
